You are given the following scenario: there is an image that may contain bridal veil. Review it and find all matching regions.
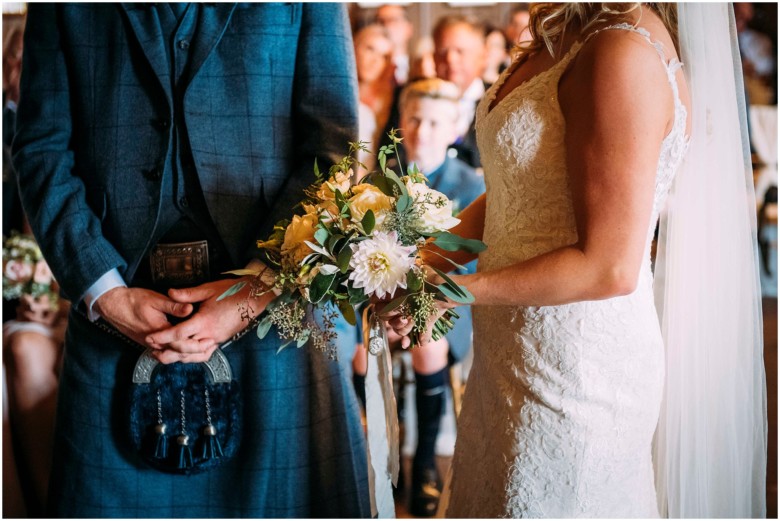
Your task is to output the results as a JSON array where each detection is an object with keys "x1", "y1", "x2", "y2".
[{"x1": 653, "y1": 3, "x2": 767, "y2": 517}]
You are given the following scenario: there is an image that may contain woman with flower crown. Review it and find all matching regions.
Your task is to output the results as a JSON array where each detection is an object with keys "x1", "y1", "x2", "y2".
[{"x1": 385, "y1": 3, "x2": 766, "y2": 517}]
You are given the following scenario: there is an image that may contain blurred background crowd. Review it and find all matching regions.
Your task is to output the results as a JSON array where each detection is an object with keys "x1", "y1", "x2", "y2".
[{"x1": 2, "y1": 3, "x2": 777, "y2": 518}]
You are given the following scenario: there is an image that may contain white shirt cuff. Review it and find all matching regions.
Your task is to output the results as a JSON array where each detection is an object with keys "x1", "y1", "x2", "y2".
[{"x1": 82, "y1": 269, "x2": 127, "y2": 322}]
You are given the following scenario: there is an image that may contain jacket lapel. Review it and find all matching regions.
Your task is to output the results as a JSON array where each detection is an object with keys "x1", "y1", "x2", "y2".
[
  {"x1": 120, "y1": 4, "x2": 172, "y2": 106},
  {"x1": 183, "y1": 3, "x2": 237, "y2": 92}
]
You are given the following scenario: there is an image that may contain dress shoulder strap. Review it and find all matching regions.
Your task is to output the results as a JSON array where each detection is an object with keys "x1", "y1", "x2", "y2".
[{"x1": 582, "y1": 22, "x2": 685, "y2": 106}]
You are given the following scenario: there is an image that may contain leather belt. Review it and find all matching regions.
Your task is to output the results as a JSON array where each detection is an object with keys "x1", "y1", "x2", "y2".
[{"x1": 150, "y1": 240, "x2": 210, "y2": 287}]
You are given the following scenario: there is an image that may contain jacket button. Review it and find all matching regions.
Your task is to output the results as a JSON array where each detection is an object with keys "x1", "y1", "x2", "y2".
[
  {"x1": 144, "y1": 167, "x2": 162, "y2": 180},
  {"x1": 179, "y1": 196, "x2": 189, "y2": 208},
  {"x1": 178, "y1": 39, "x2": 190, "y2": 50},
  {"x1": 153, "y1": 118, "x2": 170, "y2": 130}
]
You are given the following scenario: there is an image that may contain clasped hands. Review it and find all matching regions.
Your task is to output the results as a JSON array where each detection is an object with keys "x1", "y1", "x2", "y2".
[
  {"x1": 95, "y1": 277, "x2": 274, "y2": 364},
  {"x1": 376, "y1": 268, "x2": 459, "y2": 349}
]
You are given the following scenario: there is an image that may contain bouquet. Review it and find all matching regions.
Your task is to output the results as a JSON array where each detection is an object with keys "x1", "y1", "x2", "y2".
[
  {"x1": 222, "y1": 132, "x2": 485, "y2": 357},
  {"x1": 3, "y1": 232, "x2": 59, "y2": 310}
]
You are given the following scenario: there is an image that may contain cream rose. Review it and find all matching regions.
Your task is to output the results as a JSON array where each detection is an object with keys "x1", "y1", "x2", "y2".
[
  {"x1": 348, "y1": 184, "x2": 393, "y2": 228},
  {"x1": 316, "y1": 170, "x2": 352, "y2": 201},
  {"x1": 405, "y1": 180, "x2": 460, "y2": 233},
  {"x1": 4, "y1": 259, "x2": 33, "y2": 283},
  {"x1": 281, "y1": 212, "x2": 319, "y2": 265}
]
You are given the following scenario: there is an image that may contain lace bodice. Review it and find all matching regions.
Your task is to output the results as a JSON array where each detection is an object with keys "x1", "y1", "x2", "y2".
[
  {"x1": 476, "y1": 22, "x2": 688, "y2": 273},
  {"x1": 444, "y1": 24, "x2": 689, "y2": 518}
]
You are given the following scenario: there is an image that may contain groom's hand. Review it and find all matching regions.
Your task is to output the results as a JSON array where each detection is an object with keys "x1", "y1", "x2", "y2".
[
  {"x1": 145, "y1": 277, "x2": 275, "y2": 364},
  {"x1": 94, "y1": 286, "x2": 193, "y2": 349}
]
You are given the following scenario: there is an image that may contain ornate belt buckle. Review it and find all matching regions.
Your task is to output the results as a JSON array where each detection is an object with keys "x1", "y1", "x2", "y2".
[{"x1": 150, "y1": 240, "x2": 210, "y2": 287}]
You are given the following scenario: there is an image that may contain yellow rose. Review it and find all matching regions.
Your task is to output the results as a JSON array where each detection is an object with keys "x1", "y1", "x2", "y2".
[
  {"x1": 348, "y1": 184, "x2": 393, "y2": 228},
  {"x1": 281, "y1": 212, "x2": 319, "y2": 265},
  {"x1": 316, "y1": 170, "x2": 353, "y2": 201}
]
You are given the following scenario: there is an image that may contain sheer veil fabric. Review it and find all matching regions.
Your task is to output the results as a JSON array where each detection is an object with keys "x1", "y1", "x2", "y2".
[{"x1": 653, "y1": 3, "x2": 767, "y2": 517}]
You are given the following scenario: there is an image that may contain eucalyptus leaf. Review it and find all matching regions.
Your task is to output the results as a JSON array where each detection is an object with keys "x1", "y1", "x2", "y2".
[
  {"x1": 431, "y1": 232, "x2": 487, "y2": 253},
  {"x1": 216, "y1": 281, "x2": 246, "y2": 301},
  {"x1": 437, "y1": 282, "x2": 475, "y2": 304},
  {"x1": 296, "y1": 330, "x2": 311, "y2": 348},
  {"x1": 431, "y1": 266, "x2": 468, "y2": 298},
  {"x1": 396, "y1": 194, "x2": 412, "y2": 213},
  {"x1": 256, "y1": 315, "x2": 274, "y2": 339},
  {"x1": 276, "y1": 339, "x2": 294, "y2": 354},
  {"x1": 425, "y1": 249, "x2": 468, "y2": 271},
  {"x1": 314, "y1": 227, "x2": 329, "y2": 246}
]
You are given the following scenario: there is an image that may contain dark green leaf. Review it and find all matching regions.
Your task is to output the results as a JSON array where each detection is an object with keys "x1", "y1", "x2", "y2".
[
  {"x1": 431, "y1": 232, "x2": 487, "y2": 253},
  {"x1": 378, "y1": 294, "x2": 409, "y2": 316},
  {"x1": 309, "y1": 272, "x2": 337, "y2": 303},
  {"x1": 361, "y1": 209, "x2": 375, "y2": 234},
  {"x1": 348, "y1": 283, "x2": 369, "y2": 305},
  {"x1": 407, "y1": 270, "x2": 423, "y2": 292},
  {"x1": 338, "y1": 300, "x2": 357, "y2": 326},
  {"x1": 372, "y1": 173, "x2": 396, "y2": 197},
  {"x1": 337, "y1": 246, "x2": 353, "y2": 274},
  {"x1": 216, "y1": 281, "x2": 246, "y2": 301}
]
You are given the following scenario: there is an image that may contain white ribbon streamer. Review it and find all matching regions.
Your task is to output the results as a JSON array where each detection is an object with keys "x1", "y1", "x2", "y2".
[{"x1": 363, "y1": 307, "x2": 399, "y2": 518}]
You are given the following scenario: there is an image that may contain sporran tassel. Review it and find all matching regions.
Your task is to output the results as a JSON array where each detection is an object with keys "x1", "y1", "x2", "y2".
[
  {"x1": 151, "y1": 389, "x2": 168, "y2": 459},
  {"x1": 199, "y1": 389, "x2": 223, "y2": 460},
  {"x1": 176, "y1": 390, "x2": 193, "y2": 469}
]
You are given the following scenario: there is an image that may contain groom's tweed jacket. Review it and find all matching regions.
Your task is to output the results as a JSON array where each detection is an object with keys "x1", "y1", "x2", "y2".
[{"x1": 13, "y1": 3, "x2": 370, "y2": 517}]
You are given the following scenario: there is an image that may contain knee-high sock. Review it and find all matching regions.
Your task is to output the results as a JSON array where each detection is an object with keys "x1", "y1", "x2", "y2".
[
  {"x1": 352, "y1": 372, "x2": 366, "y2": 408},
  {"x1": 413, "y1": 368, "x2": 447, "y2": 480}
]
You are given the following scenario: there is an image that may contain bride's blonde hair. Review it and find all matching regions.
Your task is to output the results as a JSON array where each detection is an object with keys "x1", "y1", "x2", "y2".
[{"x1": 520, "y1": 3, "x2": 678, "y2": 57}]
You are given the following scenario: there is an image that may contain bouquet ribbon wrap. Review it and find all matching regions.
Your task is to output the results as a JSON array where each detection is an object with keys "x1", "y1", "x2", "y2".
[{"x1": 362, "y1": 305, "x2": 399, "y2": 518}]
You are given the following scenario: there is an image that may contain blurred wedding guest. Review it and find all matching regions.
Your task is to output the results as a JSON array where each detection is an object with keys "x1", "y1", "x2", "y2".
[
  {"x1": 734, "y1": 2, "x2": 775, "y2": 105},
  {"x1": 355, "y1": 23, "x2": 397, "y2": 170},
  {"x1": 433, "y1": 15, "x2": 488, "y2": 169},
  {"x1": 375, "y1": 4, "x2": 414, "y2": 85},
  {"x1": 483, "y1": 24, "x2": 511, "y2": 84},
  {"x1": 13, "y1": 4, "x2": 369, "y2": 516},
  {"x1": 354, "y1": 78, "x2": 484, "y2": 517},
  {"x1": 4, "y1": 291, "x2": 69, "y2": 516},
  {"x1": 505, "y1": 4, "x2": 531, "y2": 46},
  {"x1": 409, "y1": 35, "x2": 437, "y2": 81}
]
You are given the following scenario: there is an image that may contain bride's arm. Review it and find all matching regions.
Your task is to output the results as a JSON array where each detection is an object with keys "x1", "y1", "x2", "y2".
[
  {"x1": 449, "y1": 30, "x2": 675, "y2": 307},
  {"x1": 420, "y1": 192, "x2": 486, "y2": 272}
]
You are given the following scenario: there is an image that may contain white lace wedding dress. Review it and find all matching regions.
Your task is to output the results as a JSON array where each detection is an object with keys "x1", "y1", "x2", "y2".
[{"x1": 445, "y1": 24, "x2": 689, "y2": 518}]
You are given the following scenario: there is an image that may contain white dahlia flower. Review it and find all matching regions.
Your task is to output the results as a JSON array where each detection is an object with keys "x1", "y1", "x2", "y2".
[{"x1": 348, "y1": 231, "x2": 417, "y2": 299}]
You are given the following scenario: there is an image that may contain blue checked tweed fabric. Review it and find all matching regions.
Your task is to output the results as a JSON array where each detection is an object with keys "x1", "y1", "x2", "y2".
[{"x1": 13, "y1": 3, "x2": 369, "y2": 517}]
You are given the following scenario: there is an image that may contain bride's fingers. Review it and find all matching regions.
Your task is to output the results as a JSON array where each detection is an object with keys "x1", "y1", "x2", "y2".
[
  {"x1": 401, "y1": 335, "x2": 411, "y2": 349},
  {"x1": 388, "y1": 315, "x2": 409, "y2": 329}
]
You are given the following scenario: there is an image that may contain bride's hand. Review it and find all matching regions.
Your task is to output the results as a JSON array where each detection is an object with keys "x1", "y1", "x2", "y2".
[{"x1": 377, "y1": 268, "x2": 458, "y2": 349}]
